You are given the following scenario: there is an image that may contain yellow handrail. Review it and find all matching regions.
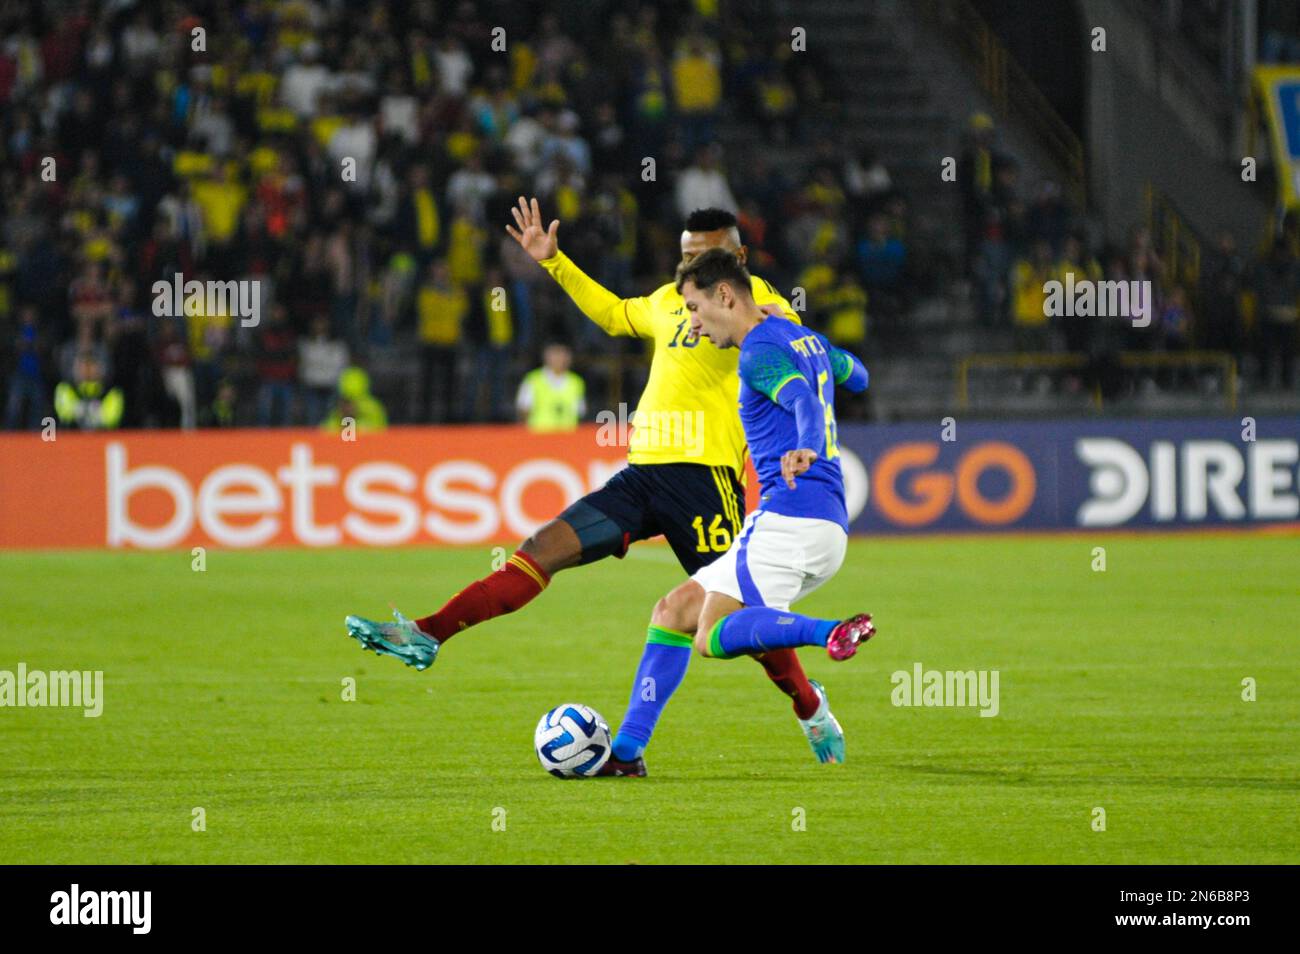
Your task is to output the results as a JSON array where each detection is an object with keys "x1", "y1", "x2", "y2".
[
  {"x1": 918, "y1": 0, "x2": 1087, "y2": 207},
  {"x1": 1145, "y1": 183, "x2": 1203, "y2": 290}
]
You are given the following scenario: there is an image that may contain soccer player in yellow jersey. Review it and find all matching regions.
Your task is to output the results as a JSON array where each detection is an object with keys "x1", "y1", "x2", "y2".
[{"x1": 346, "y1": 199, "x2": 838, "y2": 775}]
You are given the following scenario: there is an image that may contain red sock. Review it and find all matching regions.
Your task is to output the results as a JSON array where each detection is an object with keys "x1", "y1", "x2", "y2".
[
  {"x1": 415, "y1": 551, "x2": 550, "y2": 642},
  {"x1": 753, "y1": 649, "x2": 820, "y2": 719}
]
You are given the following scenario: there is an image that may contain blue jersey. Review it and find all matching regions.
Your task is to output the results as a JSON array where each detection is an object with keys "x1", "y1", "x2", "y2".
[{"x1": 736, "y1": 318, "x2": 868, "y2": 530}]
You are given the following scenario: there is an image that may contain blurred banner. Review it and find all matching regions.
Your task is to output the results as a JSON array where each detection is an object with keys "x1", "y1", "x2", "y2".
[
  {"x1": 1, "y1": 418, "x2": 1297, "y2": 549},
  {"x1": 836, "y1": 418, "x2": 1299, "y2": 534},
  {"x1": 1255, "y1": 65, "x2": 1300, "y2": 211},
  {"x1": 0, "y1": 427, "x2": 627, "y2": 550}
]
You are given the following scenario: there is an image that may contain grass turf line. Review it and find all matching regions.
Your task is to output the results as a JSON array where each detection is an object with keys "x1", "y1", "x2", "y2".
[{"x1": 0, "y1": 535, "x2": 1296, "y2": 863}]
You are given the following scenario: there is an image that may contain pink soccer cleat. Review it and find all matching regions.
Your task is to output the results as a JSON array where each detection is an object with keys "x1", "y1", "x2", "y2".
[{"x1": 826, "y1": 613, "x2": 876, "y2": 661}]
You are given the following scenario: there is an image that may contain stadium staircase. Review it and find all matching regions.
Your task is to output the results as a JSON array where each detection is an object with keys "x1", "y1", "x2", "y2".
[
  {"x1": 720, "y1": 0, "x2": 1083, "y2": 420},
  {"x1": 719, "y1": 0, "x2": 1281, "y2": 420}
]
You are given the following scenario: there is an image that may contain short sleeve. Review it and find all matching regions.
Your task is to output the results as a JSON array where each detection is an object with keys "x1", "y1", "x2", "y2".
[{"x1": 739, "y1": 341, "x2": 804, "y2": 401}]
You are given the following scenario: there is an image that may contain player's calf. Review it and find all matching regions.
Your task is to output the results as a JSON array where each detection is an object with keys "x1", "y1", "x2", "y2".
[
  {"x1": 651, "y1": 579, "x2": 705, "y2": 633},
  {"x1": 701, "y1": 605, "x2": 876, "y2": 662}
]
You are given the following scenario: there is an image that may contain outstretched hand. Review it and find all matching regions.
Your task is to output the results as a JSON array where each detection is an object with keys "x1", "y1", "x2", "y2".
[
  {"x1": 781, "y1": 448, "x2": 819, "y2": 489},
  {"x1": 505, "y1": 196, "x2": 560, "y2": 262}
]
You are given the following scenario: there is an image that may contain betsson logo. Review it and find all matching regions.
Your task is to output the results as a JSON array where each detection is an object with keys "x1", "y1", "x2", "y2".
[{"x1": 105, "y1": 442, "x2": 624, "y2": 548}]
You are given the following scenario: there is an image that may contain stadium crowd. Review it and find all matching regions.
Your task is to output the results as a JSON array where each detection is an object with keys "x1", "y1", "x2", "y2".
[
  {"x1": 0, "y1": 0, "x2": 864, "y2": 430},
  {"x1": 1, "y1": 0, "x2": 1296, "y2": 432},
  {"x1": 960, "y1": 107, "x2": 1300, "y2": 398}
]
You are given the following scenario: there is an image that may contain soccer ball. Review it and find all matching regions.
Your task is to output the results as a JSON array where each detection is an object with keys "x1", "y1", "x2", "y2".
[{"x1": 534, "y1": 703, "x2": 612, "y2": 778}]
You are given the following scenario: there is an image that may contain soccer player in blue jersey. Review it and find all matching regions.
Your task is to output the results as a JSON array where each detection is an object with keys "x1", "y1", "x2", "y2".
[{"x1": 669, "y1": 247, "x2": 877, "y2": 759}]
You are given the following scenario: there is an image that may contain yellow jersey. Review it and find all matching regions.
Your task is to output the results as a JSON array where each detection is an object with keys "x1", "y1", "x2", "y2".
[{"x1": 540, "y1": 250, "x2": 799, "y2": 476}]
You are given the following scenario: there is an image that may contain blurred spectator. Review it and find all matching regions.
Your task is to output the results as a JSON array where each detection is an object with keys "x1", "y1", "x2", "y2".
[
  {"x1": 1158, "y1": 285, "x2": 1194, "y2": 388},
  {"x1": 1253, "y1": 238, "x2": 1300, "y2": 390},
  {"x1": 517, "y1": 343, "x2": 585, "y2": 432},
  {"x1": 59, "y1": 319, "x2": 109, "y2": 385},
  {"x1": 676, "y1": 144, "x2": 737, "y2": 220},
  {"x1": 856, "y1": 212, "x2": 906, "y2": 343},
  {"x1": 322, "y1": 366, "x2": 388, "y2": 432},
  {"x1": 1011, "y1": 240, "x2": 1056, "y2": 353},
  {"x1": 1027, "y1": 181, "x2": 1070, "y2": 252},
  {"x1": 958, "y1": 113, "x2": 999, "y2": 275},
  {"x1": 672, "y1": 35, "x2": 722, "y2": 153},
  {"x1": 184, "y1": 276, "x2": 232, "y2": 412},
  {"x1": 299, "y1": 316, "x2": 350, "y2": 427},
  {"x1": 324, "y1": 220, "x2": 360, "y2": 343},
  {"x1": 155, "y1": 317, "x2": 196, "y2": 430},
  {"x1": 590, "y1": 174, "x2": 639, "y2": 294},
  {"x1": 417, "y1": 260, "x2": 468, "y2": 422},
  {"x1": 211, "y1": 377, "x2": 239, "y2": 427},
  {"x1": 500, "y1": 232, "x2": 542, "y2": 353},
  {"x1": 748, "y1": 46, "x2": 797, "y2": 141},
  {"x1": 107, "y1": 285, "x2": 153, "y2": 429},
  {"x1": 69, "y1": 260, "x2": 113, "y2": 329},
  {"x1": 394, "y1": 165, "x2": 441, "y2": 265},
  {"x1": 1200, "y1": 232, "x2": 1247, "y2": 367},
  {"x1": 824, "y1": 269, "x2": 869, "y2": 350},
  {"x1": 255, "y1": 304, "x2": 297, "y2": 426},
  {"x1": 446, "y1": 151, "x2": 497, "y2": 224},
  {"x1": 434, "y1": 36, "x2": 474, "y2": 98},
  {"x1": 54, "y1": 349, "x2": 122, "y2": 430},
  {"x1": 857, "y1": 213, "x2": 907, "y2": 295},
  {"x1": 539, "y1": 110, "x2": 592, "y2": 181},
  {"x1": 464, "y1": 267, "x2": 515, "y2": 422},
  {"x1": 4, "y1": 306, "x2": 46, "y2": 429},
  {"x1": 1055, "y1": 235, "x2": 1102, "y2": 355},
  {"x1": 589, "y1": 101, "x2": 628, "y2": 176},
  {"x1": 447, "y1": 201, "x2": 487, "y2": 287},
  {"x1": 843, "y1": 148, "x2": 893, "y2": 225}
]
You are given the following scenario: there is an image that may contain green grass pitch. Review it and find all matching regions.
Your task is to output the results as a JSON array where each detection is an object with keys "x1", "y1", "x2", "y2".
[{"x1": 1, "y1": 534, "x2": 1296, "y2": 864}]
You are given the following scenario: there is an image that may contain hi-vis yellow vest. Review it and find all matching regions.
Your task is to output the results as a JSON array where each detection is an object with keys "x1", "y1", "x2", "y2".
[{"x1": 523, "y1": 368, "x2": 584, "y2": 432}]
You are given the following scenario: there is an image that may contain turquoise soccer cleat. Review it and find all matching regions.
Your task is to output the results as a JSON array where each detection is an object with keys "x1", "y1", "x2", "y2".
[
  {"x1": 798, "y1": 679, "x2": 846, "y2": 764},
  {"x1": 344, "y1": 608, "x2": 440, "y2": 671}
]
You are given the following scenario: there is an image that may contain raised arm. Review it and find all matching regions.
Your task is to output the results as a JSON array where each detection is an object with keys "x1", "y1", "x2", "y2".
[
  {"x1": 506, "y1": 196, "x2": 652, "y2": 338},
  {"x1": 739, "y1": 343, "x2": 828, "y2": 487},
  {"x1": 828, "y1": 343, "x2": 869, "y2": 393}
]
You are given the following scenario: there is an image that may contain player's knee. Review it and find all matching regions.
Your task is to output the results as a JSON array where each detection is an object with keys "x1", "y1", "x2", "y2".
[
  {"x1": 693, "y1": 629, "x2": 714, "y2": 657},
  {"x1": 519, "y1": 521, "x2": 581, "y2": 575},
  {"x1": 649, "y1": 595, "x2": 677, "y2": 628},
  {"x1": 650, "y1": 587, "x2": 699, "y2": 633}
]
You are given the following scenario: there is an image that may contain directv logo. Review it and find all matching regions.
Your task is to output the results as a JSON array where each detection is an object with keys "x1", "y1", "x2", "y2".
[{"x1": 49, "y1": 885, "x2": 151, "y2": 934}]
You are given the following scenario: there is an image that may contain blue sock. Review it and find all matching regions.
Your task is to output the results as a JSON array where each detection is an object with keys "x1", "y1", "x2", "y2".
[
  {"x1": 710, "y1": 607, "x2": 837, "y2": 659},
  {"x1": 611, "y1": 625, "x2": 693, "y2": 761}
]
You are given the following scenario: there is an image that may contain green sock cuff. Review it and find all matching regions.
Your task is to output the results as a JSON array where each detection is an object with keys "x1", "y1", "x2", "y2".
[
  {"x1": 646, "y1": 624, "x2": 693, "y2": 648},
  {"x1": 707, "y1": 618, "x2": 735, "y2": 659}
]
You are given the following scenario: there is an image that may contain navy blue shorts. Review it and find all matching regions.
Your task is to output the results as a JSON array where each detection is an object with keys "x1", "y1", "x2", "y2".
[{"x1": 560, "y1": 463, "x2": 746, "y2": 575}]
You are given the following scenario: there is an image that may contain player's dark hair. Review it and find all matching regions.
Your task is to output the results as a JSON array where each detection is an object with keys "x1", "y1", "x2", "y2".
[
  {"x1": 675, "y1": 247, "x2": 752, "y2": 296},
  {"x1": 683, "y1": 208, "x2": 739, "y2": 233}
]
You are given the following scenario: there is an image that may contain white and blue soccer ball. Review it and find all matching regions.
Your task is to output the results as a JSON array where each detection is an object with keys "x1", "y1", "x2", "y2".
[{"x1": 534, "y1": 703, "x2": 612, "y2": 778}]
